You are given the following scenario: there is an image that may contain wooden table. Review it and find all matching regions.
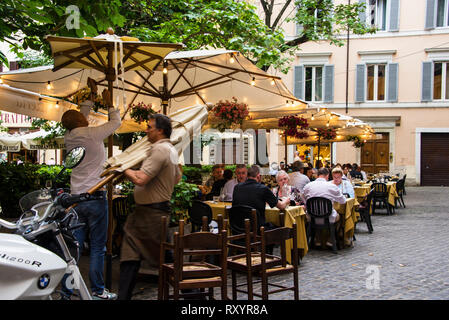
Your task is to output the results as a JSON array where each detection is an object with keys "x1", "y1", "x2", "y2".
[{"x1": 204, "y1": 201, "x2": 308, "y2": 263}]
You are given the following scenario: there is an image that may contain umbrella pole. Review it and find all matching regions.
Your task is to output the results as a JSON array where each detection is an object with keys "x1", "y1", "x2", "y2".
[
  {"x1": 105, "y1": 47, "x2": 115, "y2": 290},
  {"x1": 284, "y1": 134, "x2": 288, "y2": 165},
  {"x1": 317, "y1": 135, "x2": 321, "y2": 168}
]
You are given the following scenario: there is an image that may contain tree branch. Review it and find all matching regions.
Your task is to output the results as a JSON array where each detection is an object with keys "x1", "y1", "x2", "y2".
[{"x1": 271, "y1": 0, "x2": 292, "y2": 30}]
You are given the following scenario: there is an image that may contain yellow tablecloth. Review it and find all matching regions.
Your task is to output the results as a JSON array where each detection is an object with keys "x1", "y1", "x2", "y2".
[
  {"x1": 334, "y1": 198, "x2": 359, "y2": 247},
  {"x1": 360, "y1": 182, "x2": 399, "y2": 207},
  {"x1": 204, "y1": 201, "x2": 308, "y2": 263}
]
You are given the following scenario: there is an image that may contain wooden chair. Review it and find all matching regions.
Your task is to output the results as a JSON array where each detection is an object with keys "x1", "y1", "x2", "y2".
[
  {"x1": 226, "y1": 213, "x2": 299, "y2": 300},
  {"x1": 111, "y1": 196, "x2": 132, "y2": 256},
  {"x1": 158, "y1": 216, "x2": 228, "y2": 300},
  {"x1": 306, "y1": 197, "x2": 338, "y2": 253}
]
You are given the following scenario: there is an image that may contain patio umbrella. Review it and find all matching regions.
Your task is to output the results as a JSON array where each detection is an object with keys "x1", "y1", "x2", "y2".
[
  {"x1": 0, "y1": 49, "x2": 306, "y2": 116},
  {"x1": 45, "y1": 31, "x2": 183, "y2": 288}
]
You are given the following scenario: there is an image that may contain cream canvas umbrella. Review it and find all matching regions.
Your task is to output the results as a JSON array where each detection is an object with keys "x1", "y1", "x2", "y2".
[{"x1": 0, "y1": 49, "x2": 306, "y2": 117}]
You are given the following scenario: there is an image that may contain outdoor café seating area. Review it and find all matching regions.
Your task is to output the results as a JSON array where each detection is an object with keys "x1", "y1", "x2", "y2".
[{"x1": 110, "y1": 165, "x2": 407, "y2": 300}]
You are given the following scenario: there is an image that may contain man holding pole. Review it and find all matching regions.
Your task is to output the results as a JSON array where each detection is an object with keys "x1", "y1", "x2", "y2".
[
  {"x1": 60, "y1": 81, "x2": 121, "y2": 300},
  {"x1": 118, "y1": 113, "x2": 181, "y2": 300}
]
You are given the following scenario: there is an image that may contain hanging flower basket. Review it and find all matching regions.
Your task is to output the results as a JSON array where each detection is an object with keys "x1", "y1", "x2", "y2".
[
  {"x1": 278, "y1": 115, "x2": 309, "y2": 139},
  {"x1": 129, "y1": 102, "x2": 155, "y2": 124},
  {"x1": 315, "y1": 127, "x2": 337, "y2": 140},
  {"x1": 346, "y1": 135, "x2": 365, "y2": 148},
  {"x1": 70, "y1": 88, "x2": 107, "y2": 112},
  {"x1": 210, "y1": 97, "x2": 249, "y2": 132}
]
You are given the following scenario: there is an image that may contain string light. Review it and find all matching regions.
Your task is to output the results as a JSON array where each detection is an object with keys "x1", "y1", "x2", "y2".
[
  {"x1": 163, "y1": 67, "x2": 168, "y2": 74},
  {"x1": 46, "y1": 81, "x2": 52, "y2": 90},
  {"x1": 55, "y1": 101, "x2": 59, "y2": 109},
  {"x1": 326, "y1": 121, "x2": 330, "y2": 127},
  {"x1": 0, "y1": 77, "x2": 3, "y2": 84},
  {"x1": 311, "y1": 115, "x2": 315, "y2": 120},
  {"x1": 270, "y1": 78, "x2": 275, "y2": 86},
  {"x1": 229, "y1": 53, "x2": 235, "y2": 64},
  {"x1": 251, "y1": 77, "x2": 255, "y2": 86}
]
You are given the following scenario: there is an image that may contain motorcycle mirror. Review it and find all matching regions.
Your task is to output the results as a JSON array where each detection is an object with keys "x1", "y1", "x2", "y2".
[{"x1": 64, "y1": 147, "x2": 86, "y2": 169}]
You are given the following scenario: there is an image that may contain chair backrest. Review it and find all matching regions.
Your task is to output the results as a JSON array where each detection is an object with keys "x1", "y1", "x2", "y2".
[
  {"x1": 112, "y1": 196, "x2": 132, "y2": 221},
  {"x1": 371, "y1": 182, "x2": 388, "y2": 196},
  {"x1": 173, "y1": 229, "x2": 228, "y2": 280},
  {"x1": 227, "y1": 205, "x2": 258, "y2": 236},
  {"x1": 306, "y1": 197, "x2": 333, "y2": 218},
  {"x1": 395, "y1": 178, "x2": 405, "y2": 192},
  {"x1": 188, "y1": 200, "x2": 212, "y2": 231}
]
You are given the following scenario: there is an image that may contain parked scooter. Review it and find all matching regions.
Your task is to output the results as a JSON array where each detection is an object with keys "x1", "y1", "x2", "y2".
[{"x1": 0, "y1": 146, "x2": 98, "y2": 300}]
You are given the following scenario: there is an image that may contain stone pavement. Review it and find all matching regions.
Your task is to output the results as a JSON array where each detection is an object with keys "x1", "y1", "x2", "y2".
[{"x1": 76, "y1": 186, "x2": 449, "y2": 300}]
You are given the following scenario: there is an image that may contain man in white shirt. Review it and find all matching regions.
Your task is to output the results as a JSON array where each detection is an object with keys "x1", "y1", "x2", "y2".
[
  {"x1": 301, "y1": 167, "x2": 347, "y2": 225},
  {"x1": 220, "y1": 164, "x2": 247, "y2": 201},
  {"x1": 60, "y1": 87, "x2": 121, "y2": 300},
  {"x1": 288, "y1": 161, "x2": 310, "y2": 193}
]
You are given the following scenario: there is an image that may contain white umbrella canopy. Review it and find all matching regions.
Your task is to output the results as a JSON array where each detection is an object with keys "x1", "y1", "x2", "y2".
[{"x1": 0, "y1": 49, "x2": 306, "y2": 119}]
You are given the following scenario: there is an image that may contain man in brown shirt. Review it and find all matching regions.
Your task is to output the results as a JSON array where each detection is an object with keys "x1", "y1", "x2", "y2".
[{"x1": 118, "y1": 113, "x2": 181, "y2": 300}]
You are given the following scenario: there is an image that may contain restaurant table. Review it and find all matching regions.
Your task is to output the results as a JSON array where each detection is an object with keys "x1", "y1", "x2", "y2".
[
  {"x1": 357, "y1": 181, "x2": 399, "y2": 213},
  {"x1": 334, "y1": 198, "x2": 359, "y2": 248},
  {"x1": 204, "y1": 201, "x2": 308, "y2": 263}
]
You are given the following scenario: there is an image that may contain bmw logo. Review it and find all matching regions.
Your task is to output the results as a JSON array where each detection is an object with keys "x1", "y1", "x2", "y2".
[{"x1": 37, "y1": 274, "x2": 50, "y2": 289}]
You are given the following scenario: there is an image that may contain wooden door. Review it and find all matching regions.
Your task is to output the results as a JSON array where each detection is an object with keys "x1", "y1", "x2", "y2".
[
  {"x1": 361, "y1": 133, "x2": 389, "y2": 174},
  {"x1": 421, "y1": 133, "x2": 449, "y2": 186}
]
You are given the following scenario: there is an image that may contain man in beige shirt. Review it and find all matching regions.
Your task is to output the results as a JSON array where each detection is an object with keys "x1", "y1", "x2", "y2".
[{"x1": 118, "y1": 113, "x2": 181, "y2": 300}]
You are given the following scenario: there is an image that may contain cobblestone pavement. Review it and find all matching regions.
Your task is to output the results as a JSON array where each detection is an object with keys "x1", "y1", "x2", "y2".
[{"x1": 77, "y1": 186, "x2": 449, "y2": 300}]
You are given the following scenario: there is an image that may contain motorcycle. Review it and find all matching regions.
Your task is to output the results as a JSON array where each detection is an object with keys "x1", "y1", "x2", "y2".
[{"x1": 0, "y1": 146, "x2": 98, "y2": 300}]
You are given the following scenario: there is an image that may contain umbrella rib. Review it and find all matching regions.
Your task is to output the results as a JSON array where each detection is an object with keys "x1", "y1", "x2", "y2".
[
  {"x1": 172, "y1": 77, "x2": 234, "y2": 98},
  {"x1": 53, "y1": 43, "x2": 99, "y2": 58},
  {"x1": 124, "y1": 56, "x2": 158, "y2": 73},
  {"x1": 88, "y1": 41, "x2": 108, "y2": 68},
  {"x1": 167, "y1": 59, "x2": 191, "y2": 95},
  {"x1": 191, "y1": 63, "x2": 301, "y2": 102},
  {"x1": 122, "y1": 72, "x2": 156, "y2": 120},
  {"x1": 169, "y1": 60, "x2": 206, "y2": 104},
  {"x1": 134, "y1": 70, "x2": 161, "y2": 95},
  {"x1": 126, "y1": 55, "x2": 156, "y2": 76},
  {"x1": 53, "y1": 51, "x2": 105, "y2": 73},
  {"x1": 190, "y1": 59, "x2": 282, "y2": 80},
  {"x1": 96, "y1": 82, "x2": 156, "y2": 97}
]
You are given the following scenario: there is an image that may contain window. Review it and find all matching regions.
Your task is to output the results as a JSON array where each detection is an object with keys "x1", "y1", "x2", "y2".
[
  {"x1": 305, "y1": 66, "x2": 323, "y2": 102},
  {"x1": 366, "y1": 64, "x2": 386, "y2": 101},
  {"x1": 367, "y1": 0, "x2": 388, "y2": 31},
  {"x1": 433, "y1": 62, "x2": 449, "y2": 100},
  {"x1": 436, "y1": 0, "x2": 449, "y2": 27}
]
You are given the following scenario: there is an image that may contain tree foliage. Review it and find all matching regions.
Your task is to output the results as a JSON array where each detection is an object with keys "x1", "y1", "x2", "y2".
[{"x1": 0, "y1": 0, "x2": 374, "y2": 73}]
